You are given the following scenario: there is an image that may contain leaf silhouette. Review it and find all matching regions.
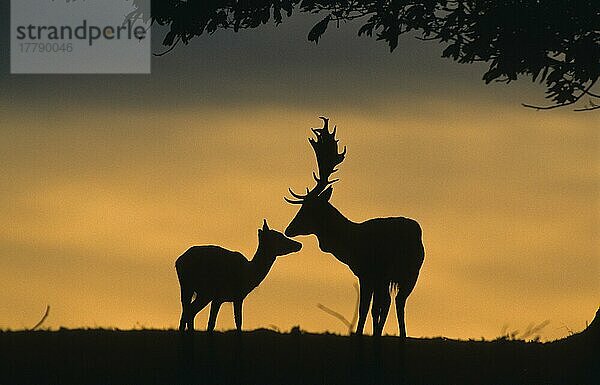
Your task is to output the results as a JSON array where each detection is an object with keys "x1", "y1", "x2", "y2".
[{"x1": 308, "y1": 15, "x2": 331, "y2": 44}]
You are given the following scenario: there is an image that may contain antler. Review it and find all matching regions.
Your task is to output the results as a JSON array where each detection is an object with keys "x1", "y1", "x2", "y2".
[{"x1": 285, "y1": 117, "x2": 346, "y2": 204}]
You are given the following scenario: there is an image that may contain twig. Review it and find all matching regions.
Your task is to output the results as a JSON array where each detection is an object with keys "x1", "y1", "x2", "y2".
[
  {"x1": 153, "y1": 36, "x2": 181, "y2": 56},
  {"x1": 522, "y1": 79, "x2": 597, "y2": 111},
  {"x1": 316, "y1": 282, "x2": 361, "y2": 335},
  {"x1": 556, "y1": 324, "x2": 575, "y2": 336},
  {"x1": 522, "y1": 102, "x2": 572, "y2": 111},
  {"x1": 30, "y1": 305, "x2": 50, "y2": 331},
  {"x1": 350, "y1": 282, "x2": 359, "y2": 330},
  {"x1": 268, "y1": 324, "x2": 281, "y2": 332},
  {"x1": 317, "y1": 304, "x2": 353, "y2": 329},
  {"x1": 574, "y1": 104, "x2": 600, "y2": 112},
  {"x1": 529, "y1": 320, "x2": 550, "y2": 336},
  {"x1": 521, "y1": 320, "x2": 550, "y2": 340}
]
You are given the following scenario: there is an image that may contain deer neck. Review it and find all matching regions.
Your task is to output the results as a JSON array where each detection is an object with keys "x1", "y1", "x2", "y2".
[
  {"x1": 247, "y1": 245, "x2": 276, "y2": 290},
  {"x1": 314, "y1": 204, "x2": 356, "y2": 266}
]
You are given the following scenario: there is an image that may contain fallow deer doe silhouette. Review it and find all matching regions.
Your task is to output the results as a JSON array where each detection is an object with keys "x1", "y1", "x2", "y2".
[
  {"x1": 285, "y1": 117, "x2": 424, "y2": 338},
  {"x1": 176, "y1": 220, "x2": 302, "y2": 332}
]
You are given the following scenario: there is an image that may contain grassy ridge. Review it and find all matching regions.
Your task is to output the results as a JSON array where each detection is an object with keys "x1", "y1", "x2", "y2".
[{"x1": 1, "y1": 326, "x2": 596, "y2": 385}]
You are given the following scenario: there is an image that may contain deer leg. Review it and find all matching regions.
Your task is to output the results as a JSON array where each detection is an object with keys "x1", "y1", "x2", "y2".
[
  {"x1": 371, "y1": 291, "x2": 382, "y2": 336},
  {"x1": 187, "y1": 295, "x2": 210, "y2": 331},
  {"x1": 395, "y1": 271, "x2": 419, "y2": 338},
  {"x1": 376, "y1": 287, "x2": 391, "y2": 336},
  {"x1": 395, "y1": 293, "x2": 408, "y2": 339},
  {"x1": 179, "y1": 286, "x2": 194, "y2": 331},
  {"x1": 373, "y1": 285, "x2": 392, "y2": 336},
  {"x1": 233, "y1": 300, "x2": 243, "y2": 332},
  {"x1": 356, "y1": 279, "x2": 373, "y2": 336},
  {"x1": 207, "y1": 301, "x2": 222, "y2": 332}
]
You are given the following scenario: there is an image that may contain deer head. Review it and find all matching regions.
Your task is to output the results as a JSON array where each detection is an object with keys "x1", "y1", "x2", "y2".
[
  {"x1": 285, "y1": 117, "x2": 346, "y2": 237},
  {"x1": 259, "y1": 219, "x2": 302, "y2": 256}
]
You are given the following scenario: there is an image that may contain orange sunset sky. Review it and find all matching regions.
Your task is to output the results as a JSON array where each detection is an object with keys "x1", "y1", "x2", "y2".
[{"x1": 1, "y1": 11, "x2": 598, "y2": 340}]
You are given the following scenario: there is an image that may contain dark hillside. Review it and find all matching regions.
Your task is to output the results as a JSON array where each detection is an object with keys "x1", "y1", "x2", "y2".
[{"x1": 1, "y1": 317, "x2": 597, "y2": 385}]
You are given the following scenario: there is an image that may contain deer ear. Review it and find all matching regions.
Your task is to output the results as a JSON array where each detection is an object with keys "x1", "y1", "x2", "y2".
[
  {"x1": 262, "y1": 219, "x2": 269, "y2": 231},
  {"x1": 319, "y1": 186, "x2": 333, "y2": 202}
]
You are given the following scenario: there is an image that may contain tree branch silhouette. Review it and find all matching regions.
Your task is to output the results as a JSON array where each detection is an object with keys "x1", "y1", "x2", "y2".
[
  {"x1": 153, "y1": 36, "x2": 181, "y2": 57},
  {"x1": 144, "y1": 0, "x2": 600, "y2": 111},
  {"x1": 522, "y1": 80, "x2": 598, "y2": 111},
  {"x1": 574, "y1": 104, "x2": 600, "y2": 112}
]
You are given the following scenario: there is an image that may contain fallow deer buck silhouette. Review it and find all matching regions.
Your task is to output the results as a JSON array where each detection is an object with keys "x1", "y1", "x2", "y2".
[
  {"x1": 285, "y1": 117, "x2": 424, "y2": 338},
  {"x1": 176, "y1": 220, "x2": 302, "y2": 332}
]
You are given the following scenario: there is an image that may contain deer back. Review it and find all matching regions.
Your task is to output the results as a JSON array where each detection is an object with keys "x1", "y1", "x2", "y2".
[{"x1": 176, "y1": 246, "x2": 250, "y2": 298}]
